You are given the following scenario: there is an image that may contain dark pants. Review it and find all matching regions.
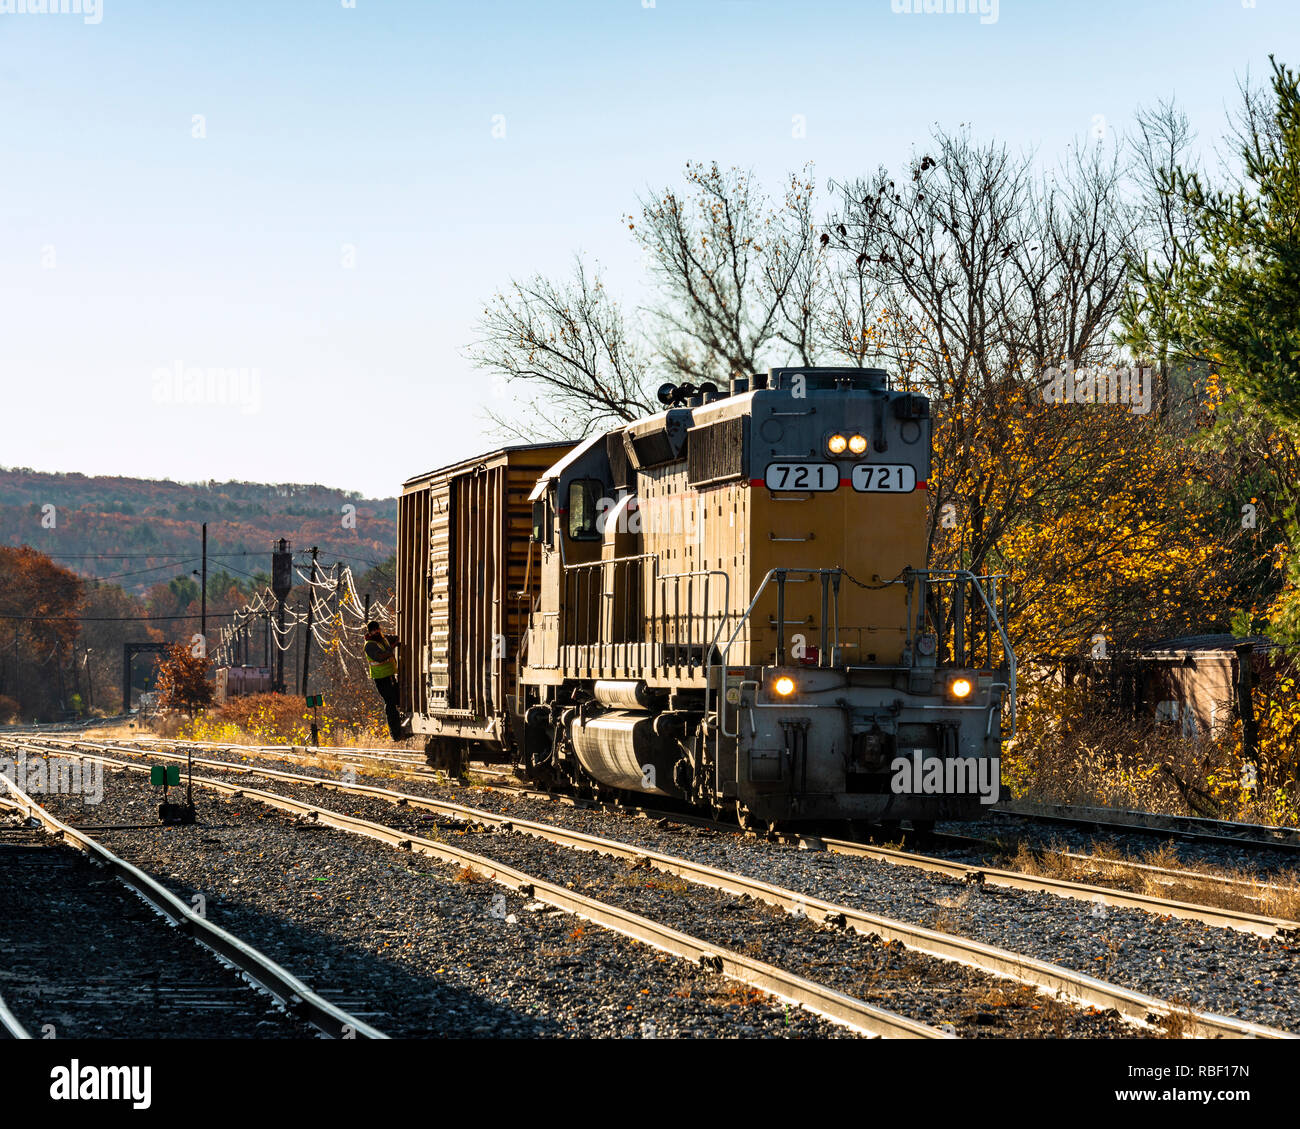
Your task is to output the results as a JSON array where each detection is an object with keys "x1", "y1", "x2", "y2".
[{"x1": 373, "y1": 675, "x2": 404, "y2": 740}]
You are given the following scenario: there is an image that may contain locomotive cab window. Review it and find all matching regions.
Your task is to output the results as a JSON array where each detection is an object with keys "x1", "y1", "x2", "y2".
[
  {"x1": 531, "y1": 499, "x2": 553, "y2": 544},
  {"x1": 567, "y1": 478, "x2": 603, "y2": 541}
]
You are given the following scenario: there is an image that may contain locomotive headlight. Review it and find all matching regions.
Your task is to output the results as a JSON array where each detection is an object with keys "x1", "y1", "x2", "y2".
[
  {"x1": 848, "y1": 433, "x2": 868, "y2": 455},
  {"x1": 949, "y1": 677, "x2": 973, "y2": 699},
  {"x1": 773, "y1": 676, "x2": 796, "y2": 697},
  {"x1": 827, "y1": 434, "x2": 848, "y2": 455}
]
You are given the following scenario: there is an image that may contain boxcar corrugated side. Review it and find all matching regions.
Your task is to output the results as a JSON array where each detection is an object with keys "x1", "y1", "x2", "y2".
[{"x1": 397, "y1": 443, "x2": 571, "y2": 755}]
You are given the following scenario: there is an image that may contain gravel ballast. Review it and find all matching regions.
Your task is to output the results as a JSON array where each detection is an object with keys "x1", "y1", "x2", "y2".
[
  {"x1": 30, "y1": 769, "x2": 856, "y2": 1039},
  {"x1": 0, "y1": 819, "x2": 314, "y2": 1039},
  {"x1": 150, "y1": 771, "x2": 1141, "y2": 1038},
  {"x1": 37, "y1": 739, "x2": 1300, "y2": 1035}
]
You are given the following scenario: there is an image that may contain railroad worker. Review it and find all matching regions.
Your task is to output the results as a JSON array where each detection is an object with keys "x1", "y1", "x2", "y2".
[{"x1": 363, "y1": 621, "x2": 408, "y2": 740}]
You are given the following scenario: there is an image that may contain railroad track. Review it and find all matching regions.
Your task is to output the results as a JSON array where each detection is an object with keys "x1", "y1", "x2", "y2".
[
  {"x1": 28, "y1": 734, "x2": 1300, "y2": 931},
  {"x1": 994, "y1": 800, "x2": 1300, "y2": 853},
  {"x1": 934, "y1": 830, "x2": 1296, "y2": 899},
  {"x1": 801, "y1": 835, "x2": 1299, "y2": 940},
  {"x1": 12, "y1": 735, "x2": 1293, "y2": 1040},
  {"x1": 1, "y1": 742, "x2": 947, "y2": 1039},
  {"x1": 24, "y1": 734, "x2": 1300, "y2": 936},
  {"x1": 446, "y1": 769, "x2": 1300, "y2": 934},
  {"x1": 0, "y1": 771, "x2": 386, "y2": 1041}
]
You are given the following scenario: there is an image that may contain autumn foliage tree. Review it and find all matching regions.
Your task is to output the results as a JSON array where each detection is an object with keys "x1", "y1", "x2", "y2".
[
  {"x1": 153, "y1": 641, "x2": 213, "y2": 716},
  {"x1": 0, "y1": 547, "x2": 83, "y2": 719}
]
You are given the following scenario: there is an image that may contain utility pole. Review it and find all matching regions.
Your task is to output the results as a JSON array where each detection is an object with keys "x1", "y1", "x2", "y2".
[
  {"x1": 271, "y1": 539, "x2": 293, "y2": 693},
  {"x1": 301, "y1": 547, "x2": 319, "y2": 696},
  {"x1": 201, "y1": 521, "x2": 208, "y2": 645}
]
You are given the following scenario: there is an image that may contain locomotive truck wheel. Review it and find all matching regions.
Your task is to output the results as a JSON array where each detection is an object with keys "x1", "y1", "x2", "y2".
[
  {"x1": 424, "y1": 737, "x2": 466, "y2": 780},
  {"x1": 875, "y1": 819, "x2": 902, "y2": 843}
]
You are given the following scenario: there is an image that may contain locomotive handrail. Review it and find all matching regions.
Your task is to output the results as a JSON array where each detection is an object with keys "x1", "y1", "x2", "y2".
[
  {"x1": 657, "y1": 568, "x2": 730, "y2": 681},
  {"x1": 561, "y1": 552, "x2": 658, "y2": 570},
  {"x1": 558, "y1": 555, "x2": 734, "y2": 682},
  {"x1": 715, "y1": 567, "x2": 847, "y2": 669},
  {"x1": 904, "y1": 568, "x2": 1017, "y2": 734},
  {"x1": 710, "y1": 568, "x2": 841, "y2": 744},
  {"x1": 559, "y1": 551, "x2": 658, "y2": 677},
  {"x1": 711, "y1": 565, "x2": 1016, "y2": 734}
]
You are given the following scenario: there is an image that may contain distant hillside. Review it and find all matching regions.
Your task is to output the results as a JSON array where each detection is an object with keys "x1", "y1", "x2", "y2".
[{"x1": 0, "y1": 468, "x2": 397, "y2": 594}]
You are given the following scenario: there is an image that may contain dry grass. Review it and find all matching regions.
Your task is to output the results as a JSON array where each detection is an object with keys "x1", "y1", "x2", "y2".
[
  {"x1": 120, "y1": 707, "x2": 421, "y2": 752},
  {"x1": 1008, "y1": 689, "x2": 1300, "y2": 828},
  {"x1": 929, "y1": 889, "x2": 972, "y2": 934},
  {"x1": 615, "y1": 863, "x2": 692, "y2": 895},
  {"x1": 1004, "y1": 838, "x2": 1300, "y2": 922},
  {"x1": 701, "y1": 982, "x2": 766, "y2": 1008},
  {"x1": 1152, "y1": 998, "x2": 1200, "y2": 1039},
  {"x1": 453, "y1": 865, "x2": 487, "y2": 884},
  {"x1": 81, "y1": 724, "x2": 149, "y2": 741}
]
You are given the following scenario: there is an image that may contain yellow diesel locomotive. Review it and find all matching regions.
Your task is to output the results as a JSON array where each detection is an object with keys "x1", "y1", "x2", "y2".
[{"x1": 396, "y1": 367, "x2": 1015, "y2": 830}]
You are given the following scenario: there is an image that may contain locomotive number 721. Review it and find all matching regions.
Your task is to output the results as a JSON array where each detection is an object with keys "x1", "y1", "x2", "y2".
[
  {"x1": 850, "y1": 464, "x2": 917, "y2": 492},
  {"x1": 763, "y1": 462, "x2": 838, "y2": 491}
]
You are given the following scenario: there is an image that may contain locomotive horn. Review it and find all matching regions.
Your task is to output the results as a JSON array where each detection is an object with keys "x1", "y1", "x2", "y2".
[{"x1": 656, "y1": 382, "x2": 678, "y2": 406}]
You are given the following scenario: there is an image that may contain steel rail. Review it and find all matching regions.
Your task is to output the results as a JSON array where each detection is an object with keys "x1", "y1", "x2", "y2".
[
  {"x1": 1047, "y1": 849, "x2": 1290, "y2": 897},
  {"x1": 807, "y1": 837, "x2": 1299, "y2": 941},
  {"x1": 10, "y1": 745, "x2": 941, "y2": 1039},
  {"x1": 995, "y1": 800, "x2": 1300, "y2": 853},
  {"x1": 0, "y1": 774, "x2": 387, "y2": 1041},
  {"x1": 0, "y1": 991, "x2": 31, "y2": 1039},
  {"x1": 27, "y1": 734, "x2": 436, "y2": 782},
  {"x1": 936, "y1": 831, "x2": 1293, "y2": 899},
  {"x1": 18, "y1": 738, "x2": 1292, "y2": 1040},
  {"x1": 60, "y1": 733, "x2": 427, "y2": 765},
  {"x1": 28, "y1": 736, "x2": 1300, "y2": 939}
]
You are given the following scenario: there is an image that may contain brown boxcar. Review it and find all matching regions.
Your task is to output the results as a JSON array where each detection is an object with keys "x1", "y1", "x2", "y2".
[{"x1": 396, "y1": 443, "x2": 571, "y2": 760}]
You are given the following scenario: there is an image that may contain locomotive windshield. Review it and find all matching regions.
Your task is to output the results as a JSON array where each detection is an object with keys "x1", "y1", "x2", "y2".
[{"x1": 567, "y1": 478, "x2": 603, "y2": 540}]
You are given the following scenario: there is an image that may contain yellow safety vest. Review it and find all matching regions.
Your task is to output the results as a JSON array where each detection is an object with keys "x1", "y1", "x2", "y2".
[{"x1": 366, "y1": 639, "x2": 396, "y2": 680}]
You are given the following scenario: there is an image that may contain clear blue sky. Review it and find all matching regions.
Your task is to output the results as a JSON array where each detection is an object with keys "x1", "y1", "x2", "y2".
[{"x1": 1, "y1": 0, "x2": 1293, "y2": 498}]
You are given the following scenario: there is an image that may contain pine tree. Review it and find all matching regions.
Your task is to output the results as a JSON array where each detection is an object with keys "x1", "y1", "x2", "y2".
[{"x1": 1128, "y1": 57, "x2": 1300, "y2": 425}]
